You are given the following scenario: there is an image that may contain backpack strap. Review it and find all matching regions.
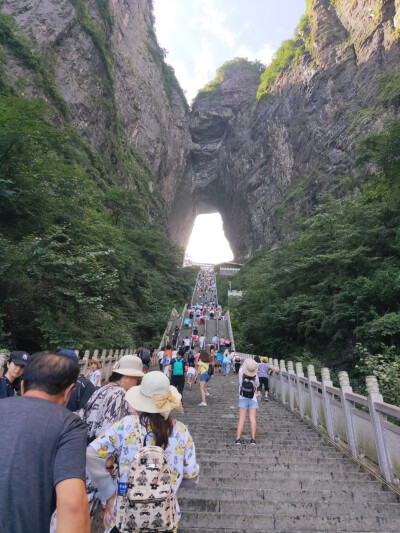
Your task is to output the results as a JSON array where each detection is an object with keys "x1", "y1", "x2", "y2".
[{"x1": 133, "y1": 415, "x2": 144, "y2": 451}]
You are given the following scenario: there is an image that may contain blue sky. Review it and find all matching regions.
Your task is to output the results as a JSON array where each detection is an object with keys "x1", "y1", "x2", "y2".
[{"x1": 153, "y1": 0, "x2": 306, "y2": 103}]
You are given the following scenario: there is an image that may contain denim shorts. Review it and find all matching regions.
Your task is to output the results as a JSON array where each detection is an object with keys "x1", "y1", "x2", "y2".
[
  {"x1": 200, "y1": 372, "x2": 211, "y2": 382},
  {"x1": 238, "y1": 397, "x2": 258, "y2": 410}
]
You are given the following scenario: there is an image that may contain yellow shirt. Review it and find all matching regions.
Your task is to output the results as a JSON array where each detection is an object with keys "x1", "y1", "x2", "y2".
[{"x1": 198, "y1": 361, "x2": 210, "y2": 375}]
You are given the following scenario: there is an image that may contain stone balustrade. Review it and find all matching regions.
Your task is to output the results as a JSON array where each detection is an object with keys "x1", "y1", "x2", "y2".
[
  {"x1": 77, "y1": 348, "x2": 129, "y2": 382},
  {"x1": 266, "y1": 360, "x2": 400, "y2": 485}
]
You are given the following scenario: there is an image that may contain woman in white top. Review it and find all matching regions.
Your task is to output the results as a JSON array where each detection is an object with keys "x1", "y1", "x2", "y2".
[
  {"x1": 235, "y1": 358, "x2": 259, "y2": 446},
  {"x1": 87, "y1": 371, "x2": 199, "y2": 532}
]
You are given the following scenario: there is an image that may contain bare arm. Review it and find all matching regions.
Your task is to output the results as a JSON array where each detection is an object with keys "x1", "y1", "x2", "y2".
[{"x1": 56, "y1": 478, "x2": 90, "y2": 533}]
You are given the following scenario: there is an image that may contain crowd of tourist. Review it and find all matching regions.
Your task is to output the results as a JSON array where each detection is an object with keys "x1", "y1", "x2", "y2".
[{"x1": 0, "y1": 269, "x2": 275, "y2": 532}]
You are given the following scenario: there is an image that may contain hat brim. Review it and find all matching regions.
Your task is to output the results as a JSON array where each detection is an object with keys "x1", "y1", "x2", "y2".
[
  {"x1": 114, "y1": 368, "x2": 144, "y2": 378},
  {"x1": 125, "y1": 384, "x2": 181, "y2": 414},
  {"x1": 89, "y1": 360, "x2": 102, "y2": 368},
  {"x1": 11, "y1": 359, "x2": 27, "y2": 367}
]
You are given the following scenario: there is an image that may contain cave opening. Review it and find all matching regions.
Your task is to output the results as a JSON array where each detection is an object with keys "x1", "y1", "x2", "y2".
[{"x1": 184, "y1": 212, "x2": 234, "y2": 265}]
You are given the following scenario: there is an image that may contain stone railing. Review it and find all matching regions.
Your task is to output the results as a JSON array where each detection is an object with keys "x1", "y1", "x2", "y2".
[
  {"x1": 77, "y1": 348, "x2": 127, "y2": 382},
  {"x1": 157, "y1": 308, "x2": 180, "y2": 351},
  {"x1": 0, "y1": 348, "x2": 127, "y2": 382},
  {"x1": 224, "y1": 310, "x2": 236, "y2": 352},
  {"x1": 267, "y1": 359, "x2": 400, "y2": 485}
]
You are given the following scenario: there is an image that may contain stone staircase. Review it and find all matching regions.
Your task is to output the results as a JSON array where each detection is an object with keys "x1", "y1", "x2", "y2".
[{"x1": 176, "y1": 371, "x2": 400, "y2": 532}]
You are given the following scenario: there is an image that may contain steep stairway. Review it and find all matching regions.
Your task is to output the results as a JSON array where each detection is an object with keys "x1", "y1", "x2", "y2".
[{"x1": 176, "y1": 371, "x2": 400, "y2": 532}]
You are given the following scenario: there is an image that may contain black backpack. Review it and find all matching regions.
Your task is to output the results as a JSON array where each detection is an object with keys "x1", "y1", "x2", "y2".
[
  {"x1": 139, "y1": 348, "x2": 151, "y2": 364},
  {"x1": 240, "y1": 378, "x2": 255, "y2": 398},
  {"x1": 207, "y1": 364, "x2": 214, "y2": 376}
]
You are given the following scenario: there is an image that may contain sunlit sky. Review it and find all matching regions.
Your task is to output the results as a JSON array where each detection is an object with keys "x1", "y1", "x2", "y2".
[
  {"x1": 153, "y1": 0, "x2": 306, "y2": 102},
  {"x1": 185, "y1": 213, "x2": 234, "y2": 265},
  {"x1": 153, "y1": 1, "x2": 306, "y2": 264}
]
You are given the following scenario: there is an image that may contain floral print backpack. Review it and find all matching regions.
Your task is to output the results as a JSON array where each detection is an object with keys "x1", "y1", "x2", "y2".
[{"x1": 114, "y1": 416, "x2": 177, "y2": 532}]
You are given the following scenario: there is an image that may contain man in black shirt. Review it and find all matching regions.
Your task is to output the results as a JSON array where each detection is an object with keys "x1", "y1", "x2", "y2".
[
  {"x1": 58, "y1": 350, "x2": 95, "y2": 411},
  {"x1": 0, "y1": 352, "x2": 90, "y2": 533},
  {"x1": 0, "y1": 350, "x2": 29, "y2": 399}
]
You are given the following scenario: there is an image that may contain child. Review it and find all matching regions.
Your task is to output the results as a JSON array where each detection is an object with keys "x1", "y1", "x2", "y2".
[
  {"x1": 86, "y1": 360, "x2": 102, "y2": 389},
  {"x1": 187, "y1": 364, "x2": 196, "y2": 389}
]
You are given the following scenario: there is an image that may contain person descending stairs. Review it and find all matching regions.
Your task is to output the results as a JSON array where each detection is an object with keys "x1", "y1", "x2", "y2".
[{"x1": 176, "y1": 367, "x2": 400, "y2": 532}]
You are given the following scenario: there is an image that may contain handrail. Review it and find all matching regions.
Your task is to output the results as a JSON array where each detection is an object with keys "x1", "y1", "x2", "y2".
[{"x1": 264, "y1": 359, "x2": 400, "y2": 486}]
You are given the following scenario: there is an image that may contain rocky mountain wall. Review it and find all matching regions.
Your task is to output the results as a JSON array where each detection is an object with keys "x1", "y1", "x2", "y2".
[
  {"x1": 2, "y1": 0, "x2": 400, "y2": 259},
  {"x1": 1, "y1": 0, "x2": 191, "y2": 208},
  {"x1": 188, "y1": 0, "x2": 400, "y2": 257}
]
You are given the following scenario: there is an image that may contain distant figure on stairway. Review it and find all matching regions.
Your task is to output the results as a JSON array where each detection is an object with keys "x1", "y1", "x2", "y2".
[
  {"x1": 199, "y1": 334, "x2": 205, "y2": 349},
  {"x1": 233, "y1": 352, "x2": 242, "y2": 374},
  {"x1": 198, "y1": 350, "x2": 211, "y2": 406},
  {"x1": 258, "y1": 357, "x2": 272, "y2": 402},
  {"x1": 235, "y1": 359, "x2": 259, "y2": 446},
  {"x1": 169, "y1": 348, "x2": 187, "y2": 397}
]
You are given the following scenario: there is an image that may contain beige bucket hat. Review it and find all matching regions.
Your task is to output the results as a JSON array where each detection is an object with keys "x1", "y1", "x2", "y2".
[
  {"x1": 113, "y1": 355, "x2": 144, "y2": 378},
  {"x1": 125, "y1": 371, "x2": 183, "y2": 419},
  {"x1": 242, "y1": 358, "x2": 259, "y2": 377},
  {"x1": 89, "y1": 359, "x2": 102, "y2": 369}
]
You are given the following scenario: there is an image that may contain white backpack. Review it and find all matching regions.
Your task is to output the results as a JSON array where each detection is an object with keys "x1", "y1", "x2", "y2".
[{"x1": 114, "y1": 417, "x2": 177, "y2": 532}]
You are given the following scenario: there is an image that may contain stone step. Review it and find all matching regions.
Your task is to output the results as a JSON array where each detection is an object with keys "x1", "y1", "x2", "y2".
[
  {"x1": 195, "y1": 450, "x2": 348, "y2": 460},
  {"x1": 178, "y1": 498, "x2": 400, "y2": 517},
  {"x1": 179, "y1": 512, "x2": 400, "y2": 532},
  {"x1": 198, "y1": 460, "x2": 362, "y2": 474},
  {"x1": 195, "y1": 472, "x2": 378, "y2": 486},
  {"x1": 178, "y1": 486, "x2": 399, "y2": 503}
]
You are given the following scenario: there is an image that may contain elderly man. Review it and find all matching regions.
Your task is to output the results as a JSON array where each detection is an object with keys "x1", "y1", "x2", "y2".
[{"x1": 0, "y1": 352, "x2": 90, "y2": 533}]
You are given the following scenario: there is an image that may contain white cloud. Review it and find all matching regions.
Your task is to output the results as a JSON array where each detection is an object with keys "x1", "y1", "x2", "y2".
[
  {"x1": 153, "y1": 0, "x2": 178, "y2": 53},
  {"x1": 236, "y1": 43, "x2": 275, "y2": 66},
  {"x1": 200, "y1": 0, "x2": 236, "y2": 48},
  {"x1": 171, "y1": 39, "x2": 217, "y2": 103}
]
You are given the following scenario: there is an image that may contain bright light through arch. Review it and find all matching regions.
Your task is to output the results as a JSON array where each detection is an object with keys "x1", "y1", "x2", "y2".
[{"x1": 185, "y1": 213, "x2": 234, "y2": 265}]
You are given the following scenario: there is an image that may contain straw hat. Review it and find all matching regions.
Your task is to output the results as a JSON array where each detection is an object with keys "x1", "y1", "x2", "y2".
[
  {"x1": 262, "y1": 357, "x2": 269, "y2": 363},
  {"x1": 125, "y1": 371, "x2": 183, "y2": 419},
  {"x1": 242, "y1": 358, "x2": 259, "y2": 377},
  {"x1": 113, "y1": 355, "x2": 144, "y2": 378},
  {"x1": 89, "y1": 359, "x2": 102, "y2": 369}
]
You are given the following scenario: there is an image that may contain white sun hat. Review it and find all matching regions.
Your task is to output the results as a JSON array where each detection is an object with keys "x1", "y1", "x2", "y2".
[
  {"x1": 112, "y1": 355, "x2": 144, "y2": 378},
  {"x1": 125, "y1": 371, "x2": 183, "y2": 418}
]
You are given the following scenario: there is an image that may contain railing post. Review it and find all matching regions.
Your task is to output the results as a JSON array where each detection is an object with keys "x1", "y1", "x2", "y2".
[
  {"x1": 321, "y1": 367, "x2": 335, "y2": 440},
  {"x1": 366, "y1": 375, "x2": 397, "y2": 484},
  {"x1": 280, "y1": 360, "x2": 287, "y2": 404},
  {"x1": 82, "y1": 350, "x2": 90, "y2": 375},
  {"x1": 307, "y1": 365, "x2": 318, "y2": 426},
  {"x1": 273, "y1": 359, "x2": 279, "y2": 398},
  {"x1": 338, "y1": 371, "x2": 358, "y2": 458},
  {"x1": 296, "y1": 362, "x2": 305, "y2": 418},
  {"x1": 288, "y1": 361, "x2": 295, "y2": 411}
]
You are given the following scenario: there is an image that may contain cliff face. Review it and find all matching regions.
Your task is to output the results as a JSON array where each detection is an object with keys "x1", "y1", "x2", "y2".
[
  {"x1": 1, "y1": 0, "x2": 191, "y2": 207},
  {"x1": 2, "y1": 0, "x2": 400, "y2": 258},
  {"x1": 188, "y1": 0, "x2": 400, "y2": 257}
]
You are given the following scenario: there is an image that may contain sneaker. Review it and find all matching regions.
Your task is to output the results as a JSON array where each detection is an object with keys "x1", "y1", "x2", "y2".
[
  {"x1": 250, "y1": 439, "x2": 256, "y2": 445},
  {"x1": 265, "y1": 396, "x2": 269, "y2": 402},
  {"x1": 198, "y1": 402, "x2": 207, "y2": 406},
  {"x1": 234, "y1": 439, "x2": 242, "y2": 445},
  {"x1": 205, "y1": 392, "x2": 210, "y2": 397}
]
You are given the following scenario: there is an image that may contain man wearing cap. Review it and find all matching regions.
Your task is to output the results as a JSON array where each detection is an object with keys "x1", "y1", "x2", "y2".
[
  {"x1": 0, "y1": 352, "x2": 90, "y2": 532},
  {"x1": 0, "y1": 351, "x2": 29, "y2": 399}
]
